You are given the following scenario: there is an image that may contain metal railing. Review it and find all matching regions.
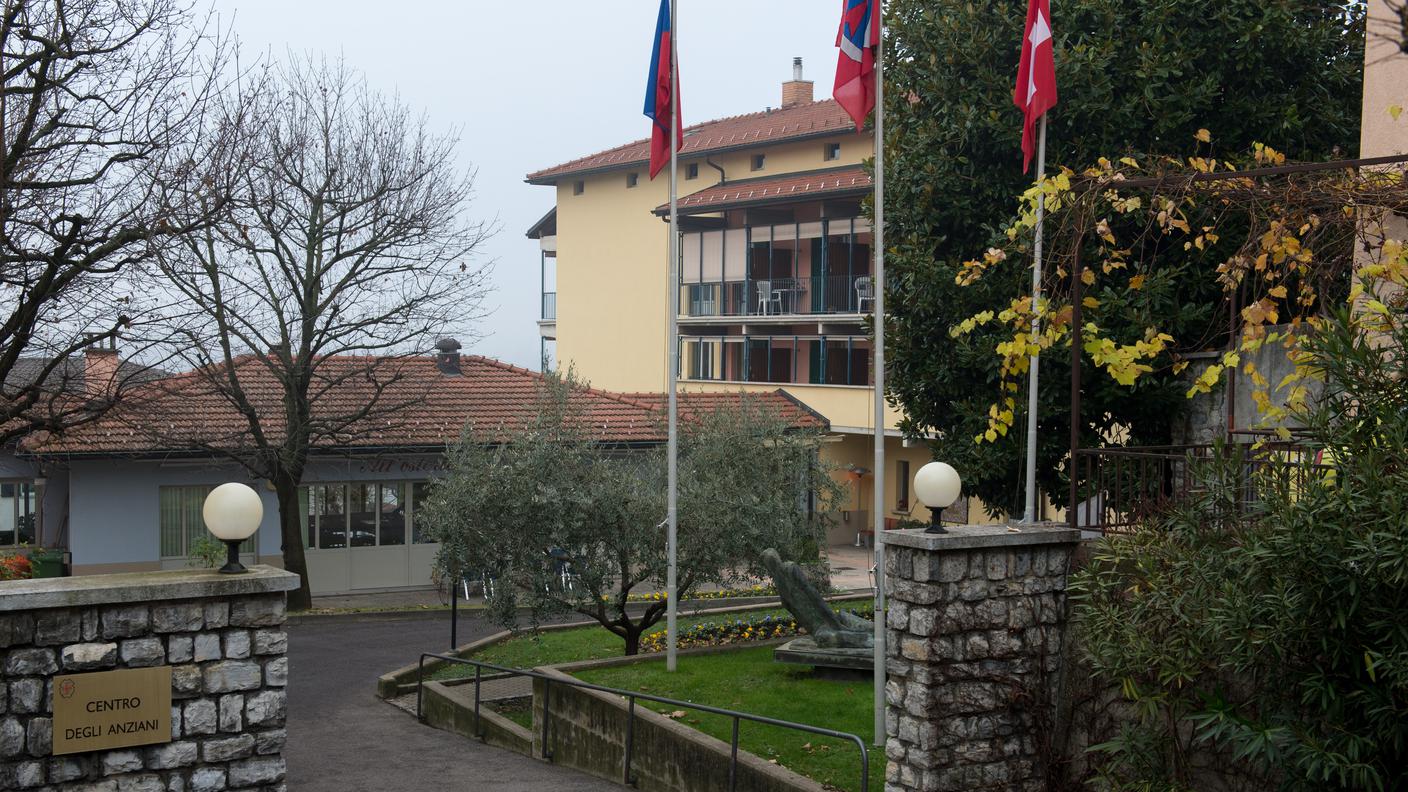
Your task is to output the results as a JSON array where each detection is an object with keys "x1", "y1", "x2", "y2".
[
  {"x1": 541, "y1": 292, "x2": 557, "y2": 321},
  {"x1": 682, "y1": 275, "x2": 872, "y2": 318},
  {"x1": 679, "y1": 334, "x2": 872, "y2": 387},
  {"x1": 416, "y1": 653, "x2": 870, "y2": 792},
  {"x1": 1073, "y1": 436, "x2": 1332, "y2": 533}
]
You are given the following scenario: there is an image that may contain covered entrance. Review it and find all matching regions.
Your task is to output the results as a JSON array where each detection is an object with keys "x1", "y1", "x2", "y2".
[{"x1": 301, "y1": 480, "x2": 438, "y2": 595}]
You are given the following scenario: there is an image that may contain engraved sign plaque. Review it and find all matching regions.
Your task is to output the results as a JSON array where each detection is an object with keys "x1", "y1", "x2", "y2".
[{"x1": 51, "y1": 666, "x2": 173, "y2": 755}]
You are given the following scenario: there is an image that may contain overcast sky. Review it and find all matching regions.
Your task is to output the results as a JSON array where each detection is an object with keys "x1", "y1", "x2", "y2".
[{"x1": 213, "y1": 0, "x2": 843, "y2": 368}]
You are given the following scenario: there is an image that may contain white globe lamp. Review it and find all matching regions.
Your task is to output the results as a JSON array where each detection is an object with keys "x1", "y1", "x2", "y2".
[
  {"x1": 913, "y1": 461, "x2": 962, "y2": 534},
  {"x1": 203, "y1": 483, "x2": 263, "y2": 574}
]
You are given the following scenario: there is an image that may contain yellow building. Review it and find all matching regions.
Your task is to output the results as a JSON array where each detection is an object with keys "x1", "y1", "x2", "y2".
[{"x1": 527, "y1": 61, "x2": 956, "y2": 542}]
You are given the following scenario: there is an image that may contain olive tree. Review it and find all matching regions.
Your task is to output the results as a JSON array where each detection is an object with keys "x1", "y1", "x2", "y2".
[{"x1": 422, "y1": 373, "x2": 845, "y2": 655}]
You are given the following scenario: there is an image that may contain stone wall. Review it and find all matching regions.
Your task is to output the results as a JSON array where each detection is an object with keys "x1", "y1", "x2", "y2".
[
  {"x1": 0, "y1": 567, "x2": 299, "y2": 791},
  {"x1": 882, "y1": 525, "x2": 1079, "y2": 792}
]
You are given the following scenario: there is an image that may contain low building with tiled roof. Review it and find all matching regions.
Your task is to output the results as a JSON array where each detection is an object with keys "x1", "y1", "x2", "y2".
[
  {"x1": 526, "y1": 59, "x2": 940, "y2": 549},
  {"x1": 6, "y1": 341, "x2": 824, "y2": 594}
]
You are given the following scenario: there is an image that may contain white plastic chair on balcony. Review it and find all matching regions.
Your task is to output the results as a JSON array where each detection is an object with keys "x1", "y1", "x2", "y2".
[
  {"x1": 755, "y1": 280, "x2": 783, "y2": 315},
  {"x1": 855, "y1": 276, "x2": 875, "y2": 312}
]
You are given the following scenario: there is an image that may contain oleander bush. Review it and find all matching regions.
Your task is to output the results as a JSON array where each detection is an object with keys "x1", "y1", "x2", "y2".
[{"x1": 1071, "y1": 305, "x2": 1408, "y2": 791}]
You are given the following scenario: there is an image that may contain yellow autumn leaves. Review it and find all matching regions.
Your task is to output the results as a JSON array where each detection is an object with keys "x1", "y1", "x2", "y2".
[{"x1": 949, "y1": 133, "x2": 1402, "y2": 446}]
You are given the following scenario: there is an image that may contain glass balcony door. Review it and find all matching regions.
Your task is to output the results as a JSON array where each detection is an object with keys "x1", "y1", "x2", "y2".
[{"x1": 681, "y1": 218, "x2": 874, "y2": 318}]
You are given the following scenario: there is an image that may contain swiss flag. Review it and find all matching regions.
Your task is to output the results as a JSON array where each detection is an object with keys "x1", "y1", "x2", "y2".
[{"x1": 1013, "y1": 0, "x2": 1057, "y2": 173}]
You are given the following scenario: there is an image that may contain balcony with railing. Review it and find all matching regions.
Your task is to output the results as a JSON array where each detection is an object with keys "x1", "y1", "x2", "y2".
[
  {"x1": 679, "y1": 217, "x2": 873, "y2": 322},
  {"x1": 680, "y1": 334, "x2": 871, "y2": 387},
  {"x1": 1073, "y1": 432, "x2": 1330, "y2": 534},
  {"x1": 682, "y1": 275, "x2": 874, "y2": 319},
  {"x1": 540, "y1": 292, "x2": 556, "y2": 322}
]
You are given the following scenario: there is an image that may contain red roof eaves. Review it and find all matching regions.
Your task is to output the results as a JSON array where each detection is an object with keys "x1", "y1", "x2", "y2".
[
  {"x1": 525, "y1": 100, "x2": 863, "y2": 185},
  {"x1": 652, "y1": 166, "x2": 871, "y2": 216}
]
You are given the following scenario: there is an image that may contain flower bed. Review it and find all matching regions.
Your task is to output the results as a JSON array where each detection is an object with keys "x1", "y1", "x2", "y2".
[
  {"x1": 638, "y1": 603, "x2": 875, "y2": 654},
  {"x1": 624, "y1": 583, "x2": 777, "y2": 603}
]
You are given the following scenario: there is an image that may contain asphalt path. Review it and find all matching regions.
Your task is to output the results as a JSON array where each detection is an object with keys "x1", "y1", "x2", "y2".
[{"x1": 285, "y1": 609, "x2": 619, "y2": 792}]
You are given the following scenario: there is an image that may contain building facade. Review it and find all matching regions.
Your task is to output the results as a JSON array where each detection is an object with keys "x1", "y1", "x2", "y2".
[
  {"x1": 10, "y1": 345, "x2": 822, "y2": 594},
  {"x1": 527, "y1": 62, "x2": 965, "y2": 539}
]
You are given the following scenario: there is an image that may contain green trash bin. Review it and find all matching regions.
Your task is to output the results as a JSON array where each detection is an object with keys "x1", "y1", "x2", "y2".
[{"x1": 30, "y1": 549, "x2": 66, "y2": 578}]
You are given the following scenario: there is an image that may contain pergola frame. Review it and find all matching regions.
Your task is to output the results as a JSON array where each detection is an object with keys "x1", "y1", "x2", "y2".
[{"x1": 1065, "y1": 151, "x2": 1408, "y2": 531}]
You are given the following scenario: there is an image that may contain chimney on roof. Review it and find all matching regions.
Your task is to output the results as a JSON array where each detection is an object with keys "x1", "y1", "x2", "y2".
[
  {"x1": 781, "y1": 57, "x2": 813, "y2": 108},
  {"x1": 434, "y1": 338, "x2": 462, "y2": 375},
  {"x1": 84, "y1": 337, "x2": 119, "y2": 399}
]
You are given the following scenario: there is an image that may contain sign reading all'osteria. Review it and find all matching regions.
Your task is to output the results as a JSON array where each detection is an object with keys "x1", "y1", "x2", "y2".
[{"x1": 51, "y1": 666, "x2": 172, "y2": 755}]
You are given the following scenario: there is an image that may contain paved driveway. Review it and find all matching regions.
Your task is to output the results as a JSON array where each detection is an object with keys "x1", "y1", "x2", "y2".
[{"x1": 285, "y1": 610, "x2": 618, "y2": 792}]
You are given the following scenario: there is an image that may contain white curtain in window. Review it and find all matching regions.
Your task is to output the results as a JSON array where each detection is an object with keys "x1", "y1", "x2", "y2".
[
  {"x1": 724, "y1": 229, "x2": 747, "y2": 280},
  {"x1": 701, "y1": 230, "x2": 724, "y2": 282},
  {"x1": 682, "y1": 231, "x2": 702, "y2": 284}
]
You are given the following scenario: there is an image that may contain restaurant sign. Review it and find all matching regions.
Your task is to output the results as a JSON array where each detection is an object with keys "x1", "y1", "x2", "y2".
[{"x1": 51, "y1": 666, "x2": 172, "y2": 755}]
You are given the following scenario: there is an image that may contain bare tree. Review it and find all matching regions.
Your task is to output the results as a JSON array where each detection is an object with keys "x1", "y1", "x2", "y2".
[
  {"x1": 0, "y1": 0, "x2": 236, "y2": 441},
  {"x1": 160, "y1": 56, "x2": 492, "y2": 609}
]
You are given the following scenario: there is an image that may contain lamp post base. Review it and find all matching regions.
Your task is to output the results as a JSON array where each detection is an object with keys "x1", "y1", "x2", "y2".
[
  {"x1": 923, "y1": 516, "x2": 948, "y2": 535},
  {"x1": 218, "y1": 539, "x2": 248, "y2": 574}
]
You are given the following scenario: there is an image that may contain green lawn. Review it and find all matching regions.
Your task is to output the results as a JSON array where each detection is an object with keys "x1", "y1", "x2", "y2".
[
  {"x1": 487, "y1": 696, "x2": 534, "y2": 730},
  {"x1": 575, "y1": 646, "x2": 879, "y2": 792},
  {"x1": 433, "y1": 607, "x2": 793, "y2": 678}
]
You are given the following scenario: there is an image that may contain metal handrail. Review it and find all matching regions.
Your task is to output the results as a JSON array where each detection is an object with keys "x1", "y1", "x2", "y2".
[
  {"x1": 1073, "y1": 441, "x2": 1334, "y2": 533},
  {"x1": 416, "y1": 652, "x2": 870, "y2": 792}
]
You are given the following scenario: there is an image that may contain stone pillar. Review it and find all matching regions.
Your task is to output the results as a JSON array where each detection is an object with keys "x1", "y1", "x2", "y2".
[
  {"x1": 882, "y1": 524, "x2": 1080, "y2": 792},
  {"x1": 0, "y1": 566, "x2": 298, "y2": 791}
]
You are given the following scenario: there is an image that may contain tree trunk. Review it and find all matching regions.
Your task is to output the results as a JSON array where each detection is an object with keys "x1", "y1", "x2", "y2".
[
  {"x1": 273, "y1": 472, "x2": 313, "y2": 610},
  {"x1": 623, "y1": 627, "x2": 642, "y2": 656}
]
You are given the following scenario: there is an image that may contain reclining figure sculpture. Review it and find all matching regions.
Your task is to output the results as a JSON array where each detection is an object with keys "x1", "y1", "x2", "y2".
[{"x1": 761, "y1": 548, "x2": 873, "y2": 649}]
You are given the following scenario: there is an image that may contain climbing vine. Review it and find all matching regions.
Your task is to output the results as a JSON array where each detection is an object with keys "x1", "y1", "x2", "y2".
[{"x1": 953, "y1": 133, "x2": 1408, "y2": 444}]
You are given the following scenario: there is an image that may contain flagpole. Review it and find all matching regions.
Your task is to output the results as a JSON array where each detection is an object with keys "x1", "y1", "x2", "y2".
[
  {"x1": 665, "y1": 0, "x2": 680, "y2": 673},
  {"x1": 1022, "y1": 114, "x2": 1047, "y2": 524},
  {"x1": 871, "y1": 0, "x2": 888, "y2": 748}
]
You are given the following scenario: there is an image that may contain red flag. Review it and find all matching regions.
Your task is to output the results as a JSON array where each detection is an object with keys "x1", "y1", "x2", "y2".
[
  {"x1": 644, "y1": 0, "x2": 682, "y2": 180},
  {"x1": 834, "y1": 0, "x2": 880, "y2": 131},
  {"x1": 1013, "y1": 0, "x2": 1057, "y2": 173}
]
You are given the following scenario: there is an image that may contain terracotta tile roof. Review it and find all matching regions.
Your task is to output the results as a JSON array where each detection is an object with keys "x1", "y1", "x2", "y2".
[
  {"x1": 526, "y1": 100, "x2": 861, "y2": 184},
  {"x1": 23, "y1": 355, "x2": 823, "y2": 456},
  {"x1": 654, "y1": 166, "x2": 870, "y2": 216},
  {"x1": 618, "y1": 389, "x2": 829, "y2": 431}
]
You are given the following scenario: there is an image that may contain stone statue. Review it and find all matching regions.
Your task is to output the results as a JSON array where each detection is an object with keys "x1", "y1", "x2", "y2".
[{"x1": 762, "y1": 548, "x2": 873, "y2": 650}]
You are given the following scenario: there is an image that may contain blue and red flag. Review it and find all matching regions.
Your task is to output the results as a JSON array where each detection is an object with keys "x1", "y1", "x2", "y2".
[
  {"x1": 834, "y1": 0, "x2": 880, "y2": 131},
  {"x1": 644, "y1": 0, "x2": 682, "y2": 180}
]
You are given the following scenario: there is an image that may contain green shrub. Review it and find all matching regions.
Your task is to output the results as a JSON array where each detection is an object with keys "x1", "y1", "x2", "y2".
[
  {"x1": 186, "y1": 535, "x2": 226, "y2": 569},
  {"x1": 1072, "y1": 305, "x2": 1408, "y2": 791}
]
